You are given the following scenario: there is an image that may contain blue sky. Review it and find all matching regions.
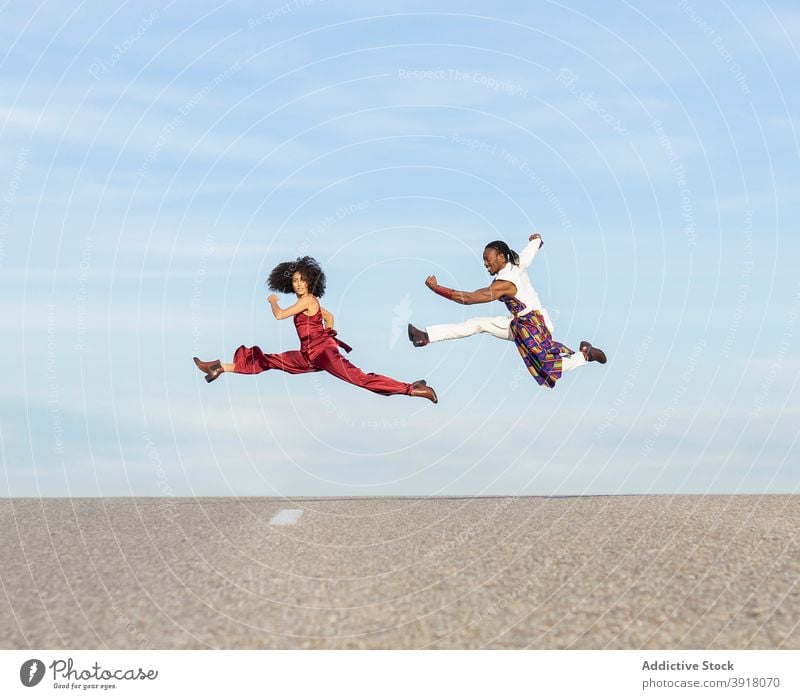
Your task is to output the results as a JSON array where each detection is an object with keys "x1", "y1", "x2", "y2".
[{"x1": 1, "y1": 0, "x2": 798, "y2": 497}]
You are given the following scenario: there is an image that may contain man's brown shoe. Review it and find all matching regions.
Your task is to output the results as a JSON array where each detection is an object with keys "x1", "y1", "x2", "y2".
[
  {"x1": 579, "y1": 341, "x2": 607, "y2": 364},
  {"x1": 408, "y1": 323, "x2": 429, "y2": 347}
]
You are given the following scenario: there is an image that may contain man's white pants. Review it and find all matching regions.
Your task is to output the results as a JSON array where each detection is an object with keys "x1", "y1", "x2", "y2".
[{"x1": 425, "y1": 315, "x2": 586, "y2": 372}]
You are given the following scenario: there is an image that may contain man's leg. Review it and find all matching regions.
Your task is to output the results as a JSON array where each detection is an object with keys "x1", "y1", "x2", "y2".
[
  {"x1": 553, "y1": 340, "x2": 607, "y2": 373},
  {"x1": 560, "y1": 352, "x2": 587, "y2": 372},
  {"x1": 425, "y1": 316, "x2": 512, "y2": 343}
]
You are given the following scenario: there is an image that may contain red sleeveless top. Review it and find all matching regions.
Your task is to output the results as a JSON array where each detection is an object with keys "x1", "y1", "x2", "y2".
[{"x1": 294, "y1": 308, "x2": 352, "y2": 359}]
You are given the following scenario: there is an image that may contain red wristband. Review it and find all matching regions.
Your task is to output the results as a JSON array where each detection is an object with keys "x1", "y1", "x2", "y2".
[{"x1": 433, "y1": 284, "x2": 456, "y2": 300}]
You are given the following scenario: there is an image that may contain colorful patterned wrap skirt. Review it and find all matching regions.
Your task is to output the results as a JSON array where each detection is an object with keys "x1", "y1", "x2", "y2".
[{"x1": 502, "y1": 296, "x2": 574, "y2": 389}]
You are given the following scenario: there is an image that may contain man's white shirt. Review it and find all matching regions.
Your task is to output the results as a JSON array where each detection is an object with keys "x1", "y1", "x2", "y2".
[{"x1": 494, "y1": 237, "x2": 554, "y2": 332}]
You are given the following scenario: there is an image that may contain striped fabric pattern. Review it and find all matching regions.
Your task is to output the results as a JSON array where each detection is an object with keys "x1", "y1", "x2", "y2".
[{"x1": 502, "y1": 295, "x2": 574, "y2": 388}]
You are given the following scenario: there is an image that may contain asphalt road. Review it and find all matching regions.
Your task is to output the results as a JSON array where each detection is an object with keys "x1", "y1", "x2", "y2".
[{"x1": 1, "y1": 495, "x2": 798, "y2": 649}]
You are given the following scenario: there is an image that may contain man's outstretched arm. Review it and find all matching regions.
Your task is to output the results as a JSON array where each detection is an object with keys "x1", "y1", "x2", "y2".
[
  {"x1": 518, "y1": 232, "x2": 544, "y2": 269},
  {"x1": 425, "y1": 276, "x2": 516, "y2": 305}
]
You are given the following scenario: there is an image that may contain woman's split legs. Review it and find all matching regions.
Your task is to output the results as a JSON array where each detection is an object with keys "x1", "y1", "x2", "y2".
[
  {"x1": 312, "y1": 348, "x2": 437, "y2": 402},
  {"x1": 194, "y1": 348, "x2": 318, "y2": 383},
  {"x1": 233, "y1": 347, "x2": 317, "y2": 375},
  {"x1": 195, "y1": 347, "x2": 437, "y2": 402}
]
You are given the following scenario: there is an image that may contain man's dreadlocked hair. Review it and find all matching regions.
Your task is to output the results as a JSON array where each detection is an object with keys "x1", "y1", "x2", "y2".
[
  {"x1": 484, "y1": 240, "x2": 520, "y2": 266},
  {"x1": 267, "y1": 256, "x2": 327, "y2": 297}
]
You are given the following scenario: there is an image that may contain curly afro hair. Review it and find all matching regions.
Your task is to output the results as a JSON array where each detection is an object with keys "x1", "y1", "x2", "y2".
[{"x1": 267, "y1": 256, "x2": 327, "y2": 297}]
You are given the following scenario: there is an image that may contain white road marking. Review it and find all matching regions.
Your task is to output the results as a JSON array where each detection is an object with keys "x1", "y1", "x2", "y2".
[{"x1": 269, "y1": 508, "x2": 304, "y2": 526}]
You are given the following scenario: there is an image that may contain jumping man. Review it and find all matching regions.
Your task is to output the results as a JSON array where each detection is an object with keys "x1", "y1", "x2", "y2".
[{"x1": 407, "y1": 233, "x2": 607, "y2": 389}]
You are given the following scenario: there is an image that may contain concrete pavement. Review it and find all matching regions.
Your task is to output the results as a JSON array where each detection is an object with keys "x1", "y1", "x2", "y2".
[{"x1": 1, "y1": 495, "x2": 798, "y2": 649}]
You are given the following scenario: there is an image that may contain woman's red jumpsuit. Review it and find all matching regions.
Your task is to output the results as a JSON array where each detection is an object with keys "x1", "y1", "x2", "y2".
[{"x1": 232, "y1": 308, "x2": 414, "y2": 396}]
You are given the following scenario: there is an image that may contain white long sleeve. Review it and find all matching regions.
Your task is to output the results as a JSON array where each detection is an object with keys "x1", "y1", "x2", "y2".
[{"x1": 518, "y1": 237, "x2": 543, "y2": 269}]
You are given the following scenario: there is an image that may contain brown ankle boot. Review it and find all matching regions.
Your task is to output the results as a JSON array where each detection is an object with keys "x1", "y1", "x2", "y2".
[
  {"x1": 579, "y1": 341, "x2": 607, "y2": 364},
  {"x1": 410, "y1": 381, "x2": 438, "y2": 403},
  {"x1": 407, "y1": 323, "x2": 429, "y2": 347},
  {"x1": 193, "y1": 357, "x2": 224, "y2": 383}
]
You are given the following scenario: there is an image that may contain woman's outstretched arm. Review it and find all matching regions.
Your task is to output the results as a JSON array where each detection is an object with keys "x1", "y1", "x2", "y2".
[
  {"x1": 320, "y1": 307, "x2": 334, "y2": 329},
  {"x1": 268, "y1": 294, "x2": 313, "y2": 320},
  {"x1": 423, "y1": 276, "x2": 516, "y2": 305}
]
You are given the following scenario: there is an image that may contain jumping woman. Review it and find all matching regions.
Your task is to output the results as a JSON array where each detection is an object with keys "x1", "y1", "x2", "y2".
[
  {"x1": 194, "y1": 256, "x2": 438, "y2": 402},
  {"x1": 407, "y1": 233, "x2": 607, "y2": 389}
]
